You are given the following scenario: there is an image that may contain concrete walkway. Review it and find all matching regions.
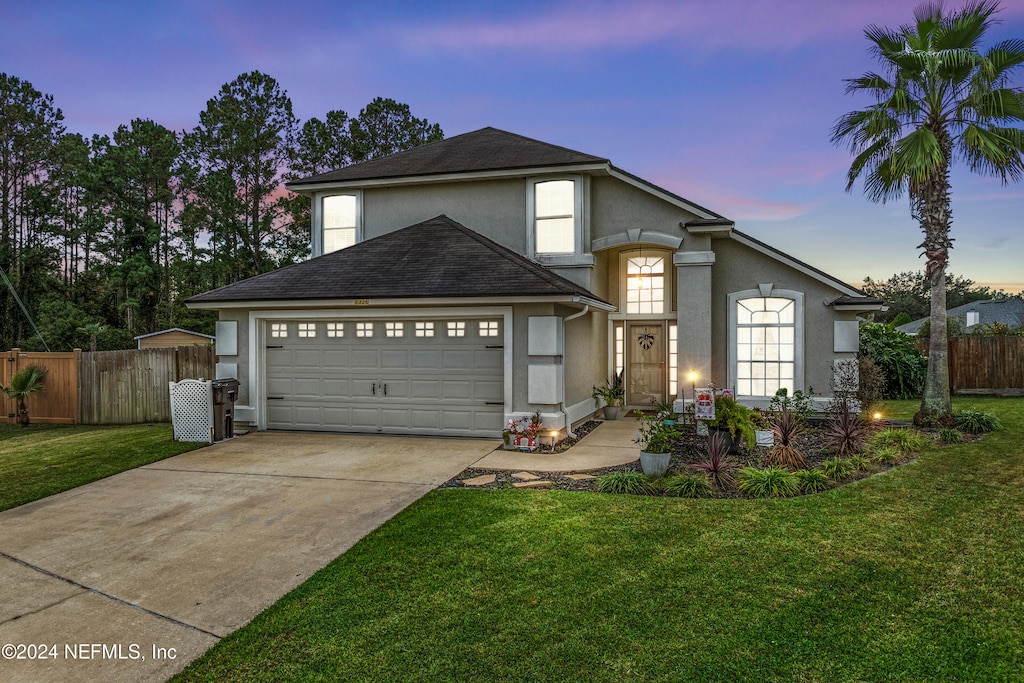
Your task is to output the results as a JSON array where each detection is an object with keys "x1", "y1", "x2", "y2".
[
  {"x1": 0, "y1": 432, "x2": 495, "y2": 683},
  {"x1": 473, "y1": 418, "x2": 640, "y2": 472}
]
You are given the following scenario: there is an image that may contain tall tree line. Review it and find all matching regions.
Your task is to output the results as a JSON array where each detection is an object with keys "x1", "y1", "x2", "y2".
[{"x1": 0, "y1": 71, "x2": 443, "y2": 351}]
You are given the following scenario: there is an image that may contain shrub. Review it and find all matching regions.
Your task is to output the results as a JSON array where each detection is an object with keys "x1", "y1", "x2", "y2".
[
  {"x1": 693, "y1": 431, "x2": 737, "y2": 490},
  {"x1": 766, "y1": 405, "x2": 807, "y2": 470},
  {"x1": 825, "y1": 398, "x2": 869, "y2": 456},
  {"x1": 597, "y1": 471, "x2": 657, "y2": 495},
  {"x1": 954, "y1": 408, "x2": 1002, "y2": 434},
  {"x1": 819, "y1": 458, "x2": 854, "y2": 480},
  {"x1": 847, "y1": 454, "x2": 871, "y2": 472},
  {"x1": 871, "y1": 446, "x2": 902, "y2": 463},
  {"x1": 872, "y1": 428, "x2": 928, "y2": 454},
  {"x1": 663, "y1": 473, "x2": 713, "y2": 498},
  {"x1": 794, "y1": 469, "x2": 830, "y2": 493},
  {"x1": 856, "y1": 355, "x2": 886, "y2": 414},
  {"x1": 938, "y1": 428, "x2": 964, "y2": 444},
  {"x1": 737, "y1": 466, "x2": 800, "y2": 498},
  {"x1": 768, "y1": 388, "x2": 815, "y2": 422},
  {"x1": 859, "y1": 322, "x2": 927, "y2": 399}
]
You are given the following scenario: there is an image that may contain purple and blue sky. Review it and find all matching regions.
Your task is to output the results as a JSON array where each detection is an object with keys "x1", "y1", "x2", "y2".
[{"x1": 2, "y1": 0, "x2": 1022, "y2": 291}]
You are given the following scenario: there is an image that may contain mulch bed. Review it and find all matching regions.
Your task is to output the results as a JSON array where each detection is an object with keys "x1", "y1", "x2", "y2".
[{"x1": 440, "y1": 418, "x2": 982, "y2": 496}]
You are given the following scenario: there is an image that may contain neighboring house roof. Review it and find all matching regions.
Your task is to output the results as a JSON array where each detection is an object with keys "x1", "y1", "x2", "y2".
[
  {"x1": 186, "y1": 215, "x2": 612, "y2": 307},
  {"x1": 286, "y1": 126, "x2": 728, "y2": 221},
  {"x1": 133, "y1": 328, "x2": 215, "y2": 341},
  {"x1": 898, "y1": 298, "x2": 1024, "y2": 334}
]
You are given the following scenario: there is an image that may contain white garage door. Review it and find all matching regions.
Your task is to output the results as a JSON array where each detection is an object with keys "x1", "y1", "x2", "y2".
[{"x1": 264, "y1": 318, "x2": 504, "y2": 437}]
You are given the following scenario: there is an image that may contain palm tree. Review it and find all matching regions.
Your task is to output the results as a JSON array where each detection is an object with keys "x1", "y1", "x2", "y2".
[
  {"x1": 1, "y1": 364, "x2": 48, "y2": 427},
  {"x1": 832, "y1": 0, "x2": 1024, "y2": 425}
]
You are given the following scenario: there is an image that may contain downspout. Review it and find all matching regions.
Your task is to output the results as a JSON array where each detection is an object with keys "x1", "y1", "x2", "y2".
[{"x1": 559, "y1": 305, "x2": 590, "y2": 439}]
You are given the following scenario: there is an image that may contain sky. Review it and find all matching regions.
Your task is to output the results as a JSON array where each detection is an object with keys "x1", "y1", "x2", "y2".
[{"x1": 1, "y1": 0, "x2": 1022, "y2": 292}]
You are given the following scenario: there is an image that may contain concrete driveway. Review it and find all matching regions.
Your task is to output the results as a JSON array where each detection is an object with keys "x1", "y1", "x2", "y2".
[{"x1": 0, "y1": 432, "x2": 496, "y2": 683}]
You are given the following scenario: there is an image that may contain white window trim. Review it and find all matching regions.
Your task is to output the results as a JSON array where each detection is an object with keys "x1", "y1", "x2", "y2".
[
  {"x1": 312, "y1": 189, "x2": 363, "y2": 257},
  {"x1": 727, "y1": 288, "x2": 804, "y2": 399},
  {"x1": 527, "y1": 175, "x2": 588, "y2": 261}
]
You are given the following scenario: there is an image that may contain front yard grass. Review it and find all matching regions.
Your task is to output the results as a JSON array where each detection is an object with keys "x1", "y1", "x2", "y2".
[
  {"x1": 0, "y1": 423, "x2": 205, "y2": 511},
  {"x1": 176, "y1": 397, "x2": 1024, "y2": 682}
]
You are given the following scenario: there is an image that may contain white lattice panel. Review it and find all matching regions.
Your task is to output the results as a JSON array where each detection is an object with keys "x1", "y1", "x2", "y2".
[{"x1": 169, "y1": 379, "x2": 213, "y2": 443}]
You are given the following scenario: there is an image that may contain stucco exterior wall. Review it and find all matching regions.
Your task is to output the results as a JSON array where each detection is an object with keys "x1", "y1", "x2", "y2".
[
  {"x1": 709, "y1": 238, "x2": 858, "y2": 398},
  {"x1": 363, "y1": 179, "x2": 528, "y2": 252},
  {"x1": 216, "y1": 310, "x2": 251, "y2": 408},
  {"x1": 590, "y1": 176, "x2": 699, "y2": 241}
]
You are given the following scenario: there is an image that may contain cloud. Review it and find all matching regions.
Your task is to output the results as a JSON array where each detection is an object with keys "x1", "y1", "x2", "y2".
[{"x1": 392, "y1": 0, "x2": 970, "y2": 54}]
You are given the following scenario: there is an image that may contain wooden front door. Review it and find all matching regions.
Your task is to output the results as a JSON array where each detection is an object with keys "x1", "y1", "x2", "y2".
[{"x1": 626, "y1": 322, "x2": 666, "y2": 406}]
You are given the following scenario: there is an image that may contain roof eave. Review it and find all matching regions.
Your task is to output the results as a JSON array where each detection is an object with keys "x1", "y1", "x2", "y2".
[
  {"x1": 285, "y1": 162, "x2": 613, "y2": 195},
  {"x1": 187, "y1": 293, "x2": 613, "y2": 311}
]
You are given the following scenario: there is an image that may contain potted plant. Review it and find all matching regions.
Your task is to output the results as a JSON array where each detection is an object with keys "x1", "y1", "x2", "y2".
[
  {"x1": 634, "y1": 415, "x2": 677, "y2": 476},
  {"x1": 753, "y1": 408, "x2": 774, "y2": 447},
  {"x1": 703, "y1": 394, "x2": 756, "y2": 454},
  {"x1": 592, "y1": 376, "x2": 625, "y2": 420},
  {"x1": 652, "y1": 399, "x2": 679, "y2": 426}
]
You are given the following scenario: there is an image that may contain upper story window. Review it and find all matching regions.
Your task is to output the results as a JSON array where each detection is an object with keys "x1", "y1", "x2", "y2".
[
  {"x1": 321, "y1": 194, "x2": 359, "y2": 254},
  {"x1": 533, "y1": 179, "x2": 577, "y2": 254}
]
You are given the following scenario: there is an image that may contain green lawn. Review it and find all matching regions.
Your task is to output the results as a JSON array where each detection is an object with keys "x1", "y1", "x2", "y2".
[
  {"x1": 176, "y1": 397, "x2": 1024, "y2": 682},
  {"x1": 0, "y1": 422, "x2": 206, "y2": 511}
]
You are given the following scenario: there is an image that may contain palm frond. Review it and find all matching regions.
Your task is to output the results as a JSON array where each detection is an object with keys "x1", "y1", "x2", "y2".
[
  {"x1": 961, "y1": 125, "x2": 1024, "y2": 181},
  {"x1": 891, "y1": 128, "x2": 945, "y2": 181}
]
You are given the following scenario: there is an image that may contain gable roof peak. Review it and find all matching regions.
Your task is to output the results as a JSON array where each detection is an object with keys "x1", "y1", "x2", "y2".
[{"x1": 287, "y1": 127, "x2": 609, "y2": 188}]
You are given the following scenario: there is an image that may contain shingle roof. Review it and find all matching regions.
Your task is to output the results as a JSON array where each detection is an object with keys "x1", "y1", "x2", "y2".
[
  {"x1": 186, "y1": 215, "x2": 610, "y2": 305},
  {"x1": 287, "y1": 127, "x2": 608, "y2": 187},
  {"x1": 898, "y1": 298, "x2": 1024, "y2": 334}
]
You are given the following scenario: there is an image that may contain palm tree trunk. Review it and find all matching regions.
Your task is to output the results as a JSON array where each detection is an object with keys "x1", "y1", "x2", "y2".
[{"x1": 915, "y1": 142, "x2": 954, "y2": 425}]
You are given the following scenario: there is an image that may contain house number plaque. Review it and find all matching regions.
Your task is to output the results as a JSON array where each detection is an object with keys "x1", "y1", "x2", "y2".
[{"x1": 353, "y1": 299, "x2": 369, "y2": 306}]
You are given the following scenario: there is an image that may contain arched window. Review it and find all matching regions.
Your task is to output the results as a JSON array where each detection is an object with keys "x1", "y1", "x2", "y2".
[{"x1": 729, "y1": 290, "x2": 803, "y2": 398}]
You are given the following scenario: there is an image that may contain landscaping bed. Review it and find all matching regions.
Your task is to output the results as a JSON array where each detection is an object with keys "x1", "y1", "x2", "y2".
[{"x1": 442, "y1": 414, "x2": 986, "y2": 497}]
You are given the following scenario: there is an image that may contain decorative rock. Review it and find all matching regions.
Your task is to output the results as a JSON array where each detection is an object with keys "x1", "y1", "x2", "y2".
[
  {"x1": 512, "y1": 480, "x2": 553, "y2": 489},
  {"x1": 566, "y1": 474, "x2": 596, "y2": 481},
  {"x1": 462, "y1": 474, "x2": 496, "y2": 487},
  {"x1": 512, "y1": 471, "x2": 540, "y2": 481}
]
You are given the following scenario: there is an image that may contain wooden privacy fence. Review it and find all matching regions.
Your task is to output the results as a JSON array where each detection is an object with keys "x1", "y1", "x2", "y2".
[
  {"x1": 2, "y1": 346, "x2": 217, "y2": 425},
  {"x1": 79, "y1": 345, "x2": 217, "y2": 424},
  {"x1": 2, "y1": 349, "x2": 80, "y2": 424},
  {"x1": 917, "y1": 336, "x2": 1024, "y2": 395}
]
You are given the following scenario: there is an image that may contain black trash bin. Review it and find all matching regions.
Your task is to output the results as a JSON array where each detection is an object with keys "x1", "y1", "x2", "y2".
[{"x1": 211, "y1": 378, "x2": 240, "y2": 441}]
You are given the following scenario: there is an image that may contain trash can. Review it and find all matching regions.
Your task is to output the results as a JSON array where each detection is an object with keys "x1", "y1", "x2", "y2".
[{"x1": 211, "y1": 378, "x2": 240, "y2": 441}]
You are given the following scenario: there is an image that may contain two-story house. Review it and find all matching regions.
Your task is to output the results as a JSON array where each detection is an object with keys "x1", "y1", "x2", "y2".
[{"x1": 187, "y1": 127, "x2": 882, "y2": 438}]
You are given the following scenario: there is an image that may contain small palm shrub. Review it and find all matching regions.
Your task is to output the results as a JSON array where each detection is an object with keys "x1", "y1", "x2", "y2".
[
  {"x1": 825, "y1": 399, "x2": 869, "y2": 456},
  {"x1": 694, "y1": 431, "x2": 737, "y2": 490},
  {"x1": 597, "y1": 471, "x2": 656, "y2": 495},
  {"x1": 938, "y1": 428, "x2": 963, "y2": 444},
  {"x1": 819, "y1": 458, "x2": 854, "y2": 480},
  {"x1": 766, "y1": 405, "x2": 807, "y2": 470},
  {"x1": 663, "y1": 473, "x2": 713, "y2": 498},
  {"x1": 794, "y1": 469, "x2": 830, "y2": 494},
  {"x1": 872, "y1": 428, "x2": 928, "y2": 454},
  {"x1": 871, "y1": 446, "x2": 901, "y2": 464},
  {"x1": 954, "y1": 409, "x2": 1002, "y2": 434},
  {"x1": 737, "y1": 466, "x2": 800, "y2": 498}
]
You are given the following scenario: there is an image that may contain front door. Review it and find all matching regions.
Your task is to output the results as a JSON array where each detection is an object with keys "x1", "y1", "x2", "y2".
[{"x1": 626, "y1": 322, "x2": 666, "y2": 406}]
